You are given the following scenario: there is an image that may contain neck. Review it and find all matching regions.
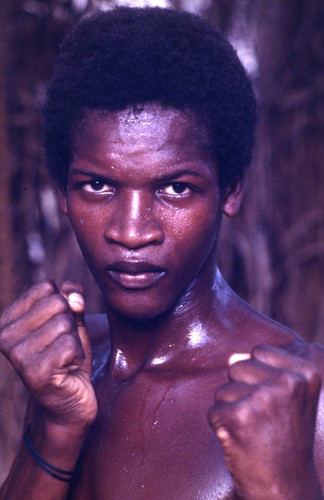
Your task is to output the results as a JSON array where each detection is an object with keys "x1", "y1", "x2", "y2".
[{"x1": 105, "y1": 266, "x2": 234, "y2": 382}]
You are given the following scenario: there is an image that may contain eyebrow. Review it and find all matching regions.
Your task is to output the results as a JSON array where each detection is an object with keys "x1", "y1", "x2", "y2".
[
  {"x1": 69, "y1": 168, "x2": 108, "y2": 178},
  {"x1": 68, "y1": 168, "x2": 206, "y2": 182},
  {"x1": 155, "y1": 169, "x2": 206, "y2": 182}
]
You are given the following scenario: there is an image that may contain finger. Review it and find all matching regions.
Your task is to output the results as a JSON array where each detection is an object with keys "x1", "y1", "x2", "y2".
[
  {"x1": 0, "y1": 280, "x2": 58, "y2": 329},
  {"x1": 208, "y1": 385, "x2": 271, "y2": 442},
  {"x1": 59, "y1": 281, "x2": 85, "y2": 324},
  {"x1": 208, "y1": 403, "x2": 232, "y2": 444},
  {"x1": 228, "y1": 357, "x2": 281, "y2": 385},
  {"x1": 59, "y1": 282, "x2": 92, "y2": 375},
  {"x1": 252, "y1": 345, "x2": 321, "y2": 394},
  {"x1": 72, "y1": 315, "x2": 92, "y2": 377},
  {"x1": 8, "y1": 313, "x2": 79, "y2": 365},
  {"x1": 59, "y1": 281, "x2": 84, "y2": 308},
  {"x1": 0, "y1": 294, "x2": 71, "y2": 354},
  {"x1": 22, "y1": 333, "x2": 85, "y2": 391},
  {"x1": 208, "y1": 399, "x2": 243, "y2": 441},
  {"x1": 67, "y1": 293, "x2": 85, "y2": 316},
  {"x1": 214, "y1": 382, "x2": 253, "y2": 403},
  {"x1": 44, "y1": 333, "x2": 85, "y2": 376}
]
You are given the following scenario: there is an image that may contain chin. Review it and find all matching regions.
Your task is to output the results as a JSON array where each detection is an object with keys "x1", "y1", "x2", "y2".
[
  {"x1": 110, "y1": 307, "x2": 170, "y2": 327},
  {"x1": 104, "y1": 293, "x2": 178, "y2": 324}
]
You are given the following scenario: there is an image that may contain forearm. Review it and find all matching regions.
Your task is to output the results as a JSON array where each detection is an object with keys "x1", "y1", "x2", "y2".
[
  {"x1": 0, "y1": 421, "x2": 88, "y2": 500},
  {"x1": 290, "y1": 466, "x2": 324, "y2": 500},
  {"x1": 234, "y1": 466, "x2": 324, "y2": 500}
]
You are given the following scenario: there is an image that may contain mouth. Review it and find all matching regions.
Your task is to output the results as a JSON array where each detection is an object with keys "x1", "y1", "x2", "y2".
[{"x1": 105, "y1": 261, "x2": 165, "y2": 290}]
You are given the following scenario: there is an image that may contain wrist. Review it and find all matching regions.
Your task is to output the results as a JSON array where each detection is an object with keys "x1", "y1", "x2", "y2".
[
  {"x1": 287, "y1": 463, "x2": 323, "y2": 500},
  {"x1": 247, "y1": 468, "x2": 323, "y2": 500},
  {"x1": 27, "y1": 417, "x2": 91, "y2": 472},
  {"x1": 235, "y1": 464, "x2": 323, "y2": 500},
  {"x1": 294, "y1": 467, "x2": 324, "y2": 500},
  {"x1": 24, "y1": 425, "x2": 77, "y2": 482}
]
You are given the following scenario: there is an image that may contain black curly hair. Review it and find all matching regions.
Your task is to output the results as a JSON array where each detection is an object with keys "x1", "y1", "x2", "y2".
[{"x1": 44, "y1": 6, "x2": 257, "y2": 189}]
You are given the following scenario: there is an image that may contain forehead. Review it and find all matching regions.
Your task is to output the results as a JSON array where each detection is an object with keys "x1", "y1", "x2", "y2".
[{"x1": 72, "y1": 103, "x2": 213, "y2": 159}]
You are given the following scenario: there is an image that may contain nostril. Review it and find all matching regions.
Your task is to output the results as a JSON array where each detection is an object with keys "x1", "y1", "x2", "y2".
[{"x1": 104, "y1": 220, "x2": 164, "y2": 249}]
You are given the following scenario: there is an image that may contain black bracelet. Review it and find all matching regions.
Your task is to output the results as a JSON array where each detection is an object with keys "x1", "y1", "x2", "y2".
[{"x1": 24, "y1": 424, "x2": 76, "y2": 482}]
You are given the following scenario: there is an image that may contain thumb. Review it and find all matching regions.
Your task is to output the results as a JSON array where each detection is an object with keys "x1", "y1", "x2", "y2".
[
  {"x1": 67, "y1": 291, "x2": 86, "y2": 326},
  {"x1": 62, "y1": 289, "x2": 92, "y2": 376}
]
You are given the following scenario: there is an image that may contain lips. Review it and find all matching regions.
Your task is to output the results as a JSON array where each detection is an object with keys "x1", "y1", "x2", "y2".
[{"x1": 105, "y1": 261, "x2": 165, "y2": 290}]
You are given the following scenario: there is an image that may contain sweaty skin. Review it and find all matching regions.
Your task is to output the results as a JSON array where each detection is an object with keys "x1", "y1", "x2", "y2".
[{"x1": 1, "y1": 104, "x2": 324, "y2": 500}]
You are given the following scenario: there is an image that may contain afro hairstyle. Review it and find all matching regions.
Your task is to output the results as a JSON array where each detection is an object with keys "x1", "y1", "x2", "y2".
[{"x1": 44, "y1": 6, "x2": 257, "y2": 189}]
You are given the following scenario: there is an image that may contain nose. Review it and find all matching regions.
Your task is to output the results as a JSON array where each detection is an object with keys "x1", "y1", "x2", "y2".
[{"x1": 104, "y1": 190, "x2": 164, "y2": 250}]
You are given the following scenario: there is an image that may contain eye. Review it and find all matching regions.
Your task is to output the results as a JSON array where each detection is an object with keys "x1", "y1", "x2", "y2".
[
  {"x1": 82, "y1": 180, "x2": 113, "y2": 195},
  {"x1": 160, "y1": 183, "x2": 192, "y2": 197}
]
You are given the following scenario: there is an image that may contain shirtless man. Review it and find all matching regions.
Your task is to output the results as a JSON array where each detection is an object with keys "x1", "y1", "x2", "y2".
[{"x1": 0, "y1": 6, "x2": 323, "y2": 500}]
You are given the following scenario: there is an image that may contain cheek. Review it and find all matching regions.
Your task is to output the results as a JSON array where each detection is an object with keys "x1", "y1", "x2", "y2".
[
  {"x1": 68, "y1": 210, "x2": 103, "y2": 259},
  {"x1": 167, "y1": 205, "x2": 220, "y2": 261},
  {"x1": 67, "y1": 200, "x2": 102, "y2": 236},
  {"x1": 174, "y1": 201, "x2": 219, "y2": 239}
]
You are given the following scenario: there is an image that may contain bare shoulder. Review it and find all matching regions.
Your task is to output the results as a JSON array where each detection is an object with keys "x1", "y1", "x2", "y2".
[
  {"x1": 233, "y1": 299, "x2": 324, "y2": 370},
  {"x1": 225, "y1": 292, "x2": 303, "y2": 349},
  {"x1": 234, "y1": 296, "x2": 324, "y2": 370},
  {"x1": 230, "y1": 291, "x2": 324, "y2": 368}
]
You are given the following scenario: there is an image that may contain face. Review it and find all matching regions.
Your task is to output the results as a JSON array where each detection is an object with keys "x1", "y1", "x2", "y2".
[{"x1": 60, "y1": 104, "x2": 242, "y2": 321}]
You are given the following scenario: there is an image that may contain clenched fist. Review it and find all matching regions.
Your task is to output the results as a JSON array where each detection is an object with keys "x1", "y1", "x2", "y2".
[
  {"x1": 208, "y1": 345, "x2": 323, "y2": 500},
  {"x1": 0, "y1": 280, "x2": 97, "y2": 429}
]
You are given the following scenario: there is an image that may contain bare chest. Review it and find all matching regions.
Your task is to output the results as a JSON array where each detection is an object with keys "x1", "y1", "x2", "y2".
[{"x1": 71, "y1": 372, "x2": 237, "y2": 499}]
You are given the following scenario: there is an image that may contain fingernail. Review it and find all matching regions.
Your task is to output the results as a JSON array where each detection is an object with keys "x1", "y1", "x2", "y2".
[
  {"x1": 68, "y1": 292, "x2": 84, "y2": 309},
  {"x1": 216, "y1": 427, "x2": 230, "y2": 442},
  {"x1": 228, "y1": 352, "x2": 251, "y2": 365}
]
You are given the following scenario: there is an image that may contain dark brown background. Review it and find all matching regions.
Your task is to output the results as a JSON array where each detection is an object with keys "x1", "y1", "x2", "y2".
[{"x1": 0, "y1": 0, "x2": 323, "y2": 484}]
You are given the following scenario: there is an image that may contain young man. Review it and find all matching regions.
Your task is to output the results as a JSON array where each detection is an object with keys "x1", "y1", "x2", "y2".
[{"x1": 0, "y1": 7, "x2": 323, "y2": 499}]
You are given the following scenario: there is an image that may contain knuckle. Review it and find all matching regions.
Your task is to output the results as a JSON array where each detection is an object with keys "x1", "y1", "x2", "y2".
[
  {"x1": 51, "y1": 295, "x2": 70, "y2": 315},
  {"x1": 252, "y1": 344, "x2": 273, "y2": 362},
  {"x1": 0, "y1": 309, "x2": 10, "y2": 330},
  {"x1": 0, "y1": 304, "x2": 19, "y2": 330},
  {"x1": 8, "y1": 342, "x2": 25, "y2": 367},
  {"x1": 54, "y1": 314, "x2": 74, "y2": 335},
  {"x1": 278, "y1": 369, "x2": 306, "y2": 395},
  {"x1": 58, "y1": 332, "x2": 78, "y2": 352},
  {"x1": 0, "y1": 323, "x2": 8, "y2": 347},
  {"x1": 207, "y1": 406, "x2": 217, "y2": 426},
  {"x1": 0, "y1": 323, "x2": 16, "y2": 354},
  {"x1": 305, "y1": 365, "x2": 321, "y2": 392},
  {"x1": 1, "y1": 280, "x2": 58, "y2": 330},
  {"x1": 228, "y1": 362, "x2": 246, "y2": 380},
  {"x1": 37, "y1": 279, "x2": 57, "y2": 295},
  {"x1": 232, "y1": 401, "x2": 252, "y2": 427},
  {"x1": 252, "y1": 344, "x2": 268, "y2": 356},
  {"x1": 208, "y1": 405, "x2": 222, "y2": 428},
  {"x1": 58, "y1": 333, "x2": 83, "y2": 361},
  {"x1": 253, "y1": 386, "x2": 272, "y2": 408}
]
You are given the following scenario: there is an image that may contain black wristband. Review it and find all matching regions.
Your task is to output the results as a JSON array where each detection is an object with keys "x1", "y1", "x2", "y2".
[{"x1": 24, "y1": 424, "x2": 76, "y2": 483}]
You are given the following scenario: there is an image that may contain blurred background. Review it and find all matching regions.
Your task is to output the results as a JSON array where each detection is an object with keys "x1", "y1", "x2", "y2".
[{"x1": 0, "y1": 0, "x2": 323, "y2": 484}]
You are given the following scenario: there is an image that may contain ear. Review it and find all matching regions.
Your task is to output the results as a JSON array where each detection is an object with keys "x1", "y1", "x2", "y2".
[
  {"x1": 57, "y1": 188, "x2": 68, "y2": 215},
  {"x1": 222, "y1": 178, "x2": 244, "y2": 217}
]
